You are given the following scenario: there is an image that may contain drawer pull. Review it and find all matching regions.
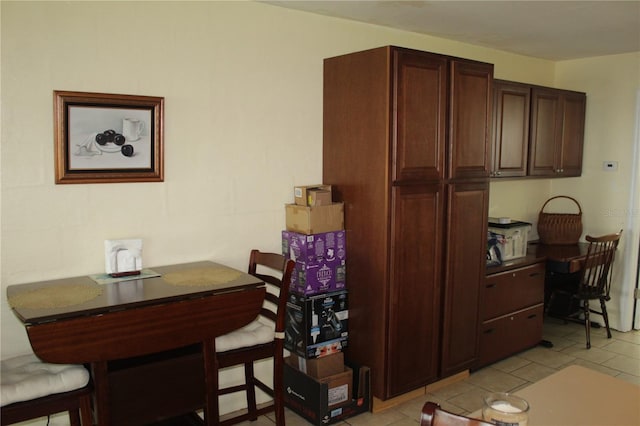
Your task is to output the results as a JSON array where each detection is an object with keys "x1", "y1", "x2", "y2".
[
  {"x1": 483, "y1": 328, "x2": 495, "y2": 334},
  {"x1": 486, "y1": 283, "x2": 496, "y2": 289},
  {"x1": 529, "y1": 272, "x2": 542, "y2": 277},
  {"x1": 527, "y1": 314, "x2": 538, "y2": 319}
]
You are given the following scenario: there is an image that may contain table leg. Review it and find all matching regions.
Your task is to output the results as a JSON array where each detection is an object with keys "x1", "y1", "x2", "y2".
[
  {"x1": 202, "y1": 339, "x2": 219, "y2": 426},
  {"x1": 91, "y1": 361, "x2": 110, "y2": 426}
]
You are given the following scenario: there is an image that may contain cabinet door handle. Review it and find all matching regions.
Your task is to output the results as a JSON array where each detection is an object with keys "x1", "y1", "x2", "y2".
[
  {"x1": 486, "y1": 283, "x2": 496, "y2": 289},
  {"x1": 527, "y1": 314, "x2": 538, "y2": 319},
  {"x1": 529, "y1": 272, "x2": 542, "y2": 277},
  {"x1": 483, "y1": 328, "x2": 495, "y2": 334}
]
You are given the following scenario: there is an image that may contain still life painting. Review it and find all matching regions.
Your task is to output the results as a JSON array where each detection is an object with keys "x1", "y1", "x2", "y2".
[{"x1": 54, "y1": 90, "x2": 164, "y2": 184}]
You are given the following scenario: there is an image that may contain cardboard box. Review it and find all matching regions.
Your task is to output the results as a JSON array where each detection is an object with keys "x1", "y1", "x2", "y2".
[
  {"x1": 295, "y1": 185, "x2": 333, "y2": 207},
  {"x1": 284, "y1": 362, "x2": 371, "y2": 426},
  {"x1": 285, "y1": 203, "x2": 344, "y2": 235},
  {"x1": 285, "y1": 291, "x2": 348, "y2": 359},
  {"x1": 282, "y1": 230, "x2": 347, "y2": 296},
  {"x1": 287, "y1": 352, "x2": 345, "y2": 379}
]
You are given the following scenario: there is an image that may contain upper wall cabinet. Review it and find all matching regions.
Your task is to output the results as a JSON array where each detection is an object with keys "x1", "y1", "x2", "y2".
[
  {"x1": 491, "y1": 80, "x2": 531, "y2": 177},
  {"x1": 490, "y1": 80, "x2": 586, "y2": 179},
  {"x1": 529, "y1": 87, "x2": 586, "y2": 177}
]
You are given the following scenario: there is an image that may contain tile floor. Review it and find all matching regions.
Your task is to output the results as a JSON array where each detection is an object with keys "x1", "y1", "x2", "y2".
[{"x1": 254, "y1": 317, "x2": 640, "y2": 425}]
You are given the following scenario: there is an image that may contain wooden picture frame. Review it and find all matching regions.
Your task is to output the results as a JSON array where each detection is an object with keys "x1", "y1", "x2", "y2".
[{"x1": 54, "y1": 91, "x2": 164, "y2": 184}]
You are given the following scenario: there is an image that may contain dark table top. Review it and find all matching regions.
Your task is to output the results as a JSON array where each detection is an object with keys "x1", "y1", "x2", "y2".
[
  {"x1": 487, "y1": 241, "x2": 589, "y2": 275},
  {"x1": 6, "y1": 261, "x2": 264, "y2": 325}
]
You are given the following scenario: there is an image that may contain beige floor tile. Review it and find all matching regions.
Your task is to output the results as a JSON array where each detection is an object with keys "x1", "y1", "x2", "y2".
[
  {"x1": 518, "y1": 346, "x2": 576, "y2": 368},
  {"x1": 465, "y1": 367, "x2": 528, "y2": 392},
  {"x1": 602, "y1": 339, "x2": 640, "y2": 359},
  {"x1": 489, "y1": 356, "x2": 532, "y2": 373},
  {"x1": 395, "y1": 395, "x2": 432, "y2": 420},
  {"x1": 344, "y1": 408, "x2": 408, "y2": 426},
  {"x1": 510, "y1": 362, "x2": 556, "y2": 382},
  {"x1": 602, "y1": 354, "x2": 640, "y2": 376},
  {"x1": 612, "y1": 329, "x2": 640, "y2": 344},
  {"x1": 560, "y1": 342, "x2": 619, "y2": 363},
  {"x1": 386, "y1": 416, "x2": 420, "y2": 425},
  {"x1": 429, "y1": 380, "x2": 477, "y2": 399},
  {"x1": 445, "y1": 386, "x2": 488, "y2": 413}
]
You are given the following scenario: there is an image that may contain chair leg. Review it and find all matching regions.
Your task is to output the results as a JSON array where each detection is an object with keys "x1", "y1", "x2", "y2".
[
  {"x1": 79, "y1": 391, "x2": 93, "y2": 426},
  {"x1": 600, "y1": 297, "x2": 613, "y2": 339},
  {"x1": 273, "y1": 357, "x2": 285, "y2": 426},
  {"x1": 584, "y1": 299, "x2": 591, "y2": 349},
  {"x1": 69, "y1": 410, "x2": 81, "y2": 426},
  {"x1": 244, "y1": 362, "x2": 258, "y2": 421}
]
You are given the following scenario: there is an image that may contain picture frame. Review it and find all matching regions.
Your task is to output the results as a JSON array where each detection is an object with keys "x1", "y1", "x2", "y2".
[{"x1": 54, "y1": 90, "x2": 164, "y2": 184}]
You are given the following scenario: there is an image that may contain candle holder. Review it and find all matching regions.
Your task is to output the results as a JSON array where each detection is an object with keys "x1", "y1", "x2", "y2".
[{"x1": 482, "y1": 392, "x2": 529, "y2": 426}]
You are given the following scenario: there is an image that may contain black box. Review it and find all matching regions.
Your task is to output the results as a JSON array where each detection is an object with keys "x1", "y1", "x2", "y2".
[
  {"x1": 285, "y1": 290, "x2": 348, "y2": 359},
  {"x1": 284, "y1": 361, "x2": 371, "y2": 425}
]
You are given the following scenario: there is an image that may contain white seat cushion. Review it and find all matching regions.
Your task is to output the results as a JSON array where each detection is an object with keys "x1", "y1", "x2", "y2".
[
  {"x1": 1, "y1": 353, "x2": 90, "y2": 407},
  {"x1": 215, "y1": 316, "x2": 275, "y2": 353}
]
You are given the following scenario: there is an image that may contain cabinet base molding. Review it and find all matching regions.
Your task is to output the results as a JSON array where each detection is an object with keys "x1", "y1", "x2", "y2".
[{"x1": 372, "y1": 370, "x2": 470, "y2": 413}]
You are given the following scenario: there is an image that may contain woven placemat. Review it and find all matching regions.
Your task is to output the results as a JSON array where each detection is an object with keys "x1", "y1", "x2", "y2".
[
  {"x1": 162, "y1": 266, "x2": 243, "y2": 287},
  {"x1": 8, "y1": 283, "x2": 103, "y2": 309}
]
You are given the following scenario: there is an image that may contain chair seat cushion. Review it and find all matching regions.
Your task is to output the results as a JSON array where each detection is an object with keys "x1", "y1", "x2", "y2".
[
  {"x1": 1, "y1": 353, "x2": 90, "y2": 407},
  {"x1": 215, "y1": 317, "x2": 274, "y2": 353}
]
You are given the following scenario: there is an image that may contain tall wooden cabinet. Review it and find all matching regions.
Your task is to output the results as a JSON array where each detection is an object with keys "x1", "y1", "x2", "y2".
[{"x1": 322, "y1": 46, "x2": 492, "y2": 400}]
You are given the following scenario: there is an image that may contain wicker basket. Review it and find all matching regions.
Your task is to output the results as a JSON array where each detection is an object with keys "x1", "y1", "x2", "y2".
[{"x1": 537, "y1": 196, "x2": 583, "y2": 245}]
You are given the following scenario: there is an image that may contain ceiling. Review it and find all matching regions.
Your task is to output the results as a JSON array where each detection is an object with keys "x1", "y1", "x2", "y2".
[{"x1": 263, "y1": 1, "x2": 640, "y2": 60}]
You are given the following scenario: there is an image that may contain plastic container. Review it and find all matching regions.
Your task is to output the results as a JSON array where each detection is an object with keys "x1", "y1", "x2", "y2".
[{"x1": 488, "y1": 220, "x2": 532, "y2": 261}]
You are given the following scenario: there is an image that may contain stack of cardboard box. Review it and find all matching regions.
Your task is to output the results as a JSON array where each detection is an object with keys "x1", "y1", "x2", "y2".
[{"x1": 282, "y1": 185, "x2": 370, "y2": 425}]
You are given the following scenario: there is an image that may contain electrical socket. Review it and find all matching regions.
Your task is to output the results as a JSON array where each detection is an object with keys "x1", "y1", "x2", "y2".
[{"x1": 603, "y1": 161, "x2": 618, "y2": 171}]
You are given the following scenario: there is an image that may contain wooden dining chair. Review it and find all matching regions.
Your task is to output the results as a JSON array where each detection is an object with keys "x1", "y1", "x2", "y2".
[
  {"x1": 213, "y1": 250, "x2": 294, "y2": 426},
  {"x1": 1, "y1": 353, "x2": 93, "y2": 426},
  {"x1": 546, "y1": 230, "x2": 622, "y2": 348},
  {"x1": 420, "y1": 402, "x2": 493, "y2": 426}
]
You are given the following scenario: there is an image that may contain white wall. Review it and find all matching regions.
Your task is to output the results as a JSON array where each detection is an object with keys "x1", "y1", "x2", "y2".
[
  {"x1": 1, "y1": 1, "x2": 638, "y2": 423},
  {"x1": 554, "y1": 52, "x2": 640, "y2": 330}
]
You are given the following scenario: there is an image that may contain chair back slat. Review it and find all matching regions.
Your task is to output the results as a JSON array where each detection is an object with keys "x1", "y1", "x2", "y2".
[
  {"x1": 580, "y1": 231, "x2": 622, "y2": 297},
  {"x1": 248, "y1": 250, "x2": 294, "y2": 334}
]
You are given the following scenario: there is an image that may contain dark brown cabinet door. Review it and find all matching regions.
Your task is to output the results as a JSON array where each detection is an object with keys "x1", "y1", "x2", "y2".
[
  {"x1": 448, "y1": 60, "x2": 493, "y2": 180},
  {"x1": 529, "y1": 88, "x2": 563, "y2": 176},
  {"x1": 491, "y1": 80, "x2": 530, "y2": 177},
  {"x1": 560, "y1": 92, "x2": 586, "y2": 176},
  {"x1": 529, "y1": 87, "x2": 585, "y2": 177},
  {"x1": 440, "y1": 182, "x2": 489, "y2": 376},
  {"x1": 393, "y1": 50, "x2": 447, "y2": 182},
  {"x1": 388, "y1": 184, "x2": 444, "y2": 396}
]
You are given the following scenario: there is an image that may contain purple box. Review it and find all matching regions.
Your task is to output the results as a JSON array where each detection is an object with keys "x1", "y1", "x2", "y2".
[{"x1": 282, "y1": 230, "x2": 347, "y2": 296}]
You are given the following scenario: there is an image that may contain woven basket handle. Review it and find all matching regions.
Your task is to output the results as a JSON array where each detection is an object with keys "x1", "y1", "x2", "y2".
[{"x1": 540, "y1": 195, "x2": 582, "y2": 214}]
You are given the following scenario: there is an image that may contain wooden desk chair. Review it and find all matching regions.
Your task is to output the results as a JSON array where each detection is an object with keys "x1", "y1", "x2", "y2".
[
  {"x1": 420, "y1": 402, "x2": 493, "y2": 426},
  {"x1": 547, "y1": 230, "x2": 622, "y2": 348},
  {"x1": 1, "y1": 353, "x2": 93, "y2": 426},
  {"x1": 213, "y1": 250, "x2": 294, "y2": 426}
]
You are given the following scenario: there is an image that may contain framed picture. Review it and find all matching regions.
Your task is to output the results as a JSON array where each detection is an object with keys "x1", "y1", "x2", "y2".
[{"x1": 54, "y1": 90, "x2": 164, "y2": 184}]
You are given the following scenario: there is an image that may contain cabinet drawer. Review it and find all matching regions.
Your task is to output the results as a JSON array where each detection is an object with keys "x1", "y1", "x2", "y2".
[
  {"x1": 482, "y1": 262, "x2": 545, "y2": 320},
  {"x1": 478, "y1": 304, "x2": 544, "y2": 368}
]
